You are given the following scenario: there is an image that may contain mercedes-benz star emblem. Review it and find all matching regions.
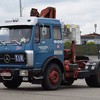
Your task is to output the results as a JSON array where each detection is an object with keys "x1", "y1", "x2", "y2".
[{"x1": 4, "y1": 54, "x2": 10, "y2": 63}]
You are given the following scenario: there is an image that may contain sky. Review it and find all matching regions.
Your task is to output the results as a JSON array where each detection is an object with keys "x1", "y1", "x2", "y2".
[{"x1": 0, "y1": 0, "x2": 100, "y2": 35}]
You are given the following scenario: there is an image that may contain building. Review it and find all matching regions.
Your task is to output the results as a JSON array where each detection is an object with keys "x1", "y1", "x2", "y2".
[
  {"x1": 81, "y1": 33, "x2": 100, "y2": 44},
  {"x1": 63, "y1": 24, "x2": 81, "y2": 44}
]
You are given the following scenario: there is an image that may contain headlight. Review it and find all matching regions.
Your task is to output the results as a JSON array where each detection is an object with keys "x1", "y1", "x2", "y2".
[
  {"x1": 15, "y1": 54, "x2": 24, "y2": 62},
  {"x1": 20, "y1": 70, "x2": 28, "y2": 76}
]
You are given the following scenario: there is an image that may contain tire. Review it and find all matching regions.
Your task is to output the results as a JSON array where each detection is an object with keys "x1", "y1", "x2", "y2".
[
  {"x1": 3, "y1": 77, "x2": 22, "y2": 89},
  {"x1": 42, "y1": 63, "x2": 62, "y2": 90},
  {"x1": 61, "y1": 79, "x2": 74, "y2": 86},
  {"x1": 85, "y1": 67, "x2": 100, "y2": 87}
]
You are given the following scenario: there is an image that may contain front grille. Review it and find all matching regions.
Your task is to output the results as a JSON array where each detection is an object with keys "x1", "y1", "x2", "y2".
[{"x1": 0, "y1": 53, "x2": 27, "y2": 64}]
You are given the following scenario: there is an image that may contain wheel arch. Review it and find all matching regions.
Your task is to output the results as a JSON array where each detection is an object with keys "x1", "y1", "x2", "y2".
[{"x1": 42, "y1": 56, "x2": 64, "y2": 74}]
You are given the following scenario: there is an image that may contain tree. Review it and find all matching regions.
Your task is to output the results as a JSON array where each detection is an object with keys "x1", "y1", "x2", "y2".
[
  {"x1": 86, "y1": 42, "x2": 95, "y2": 45},
  {"x1": 64, "y1": 41, "x2": 71, "y2": 49}
]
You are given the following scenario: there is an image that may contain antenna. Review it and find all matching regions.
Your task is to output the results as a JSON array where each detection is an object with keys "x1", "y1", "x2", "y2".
[
  {"x1": 94, "y1": 24, "x2": 97, "y2": 33},
  {"x1": 19, "y1": 0, "x2": 22, "y2": 17}
]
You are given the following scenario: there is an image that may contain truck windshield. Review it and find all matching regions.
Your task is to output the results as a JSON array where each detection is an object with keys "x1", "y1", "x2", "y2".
[{"x1": 0, "y1": 26, "x2": 32, "y2": 44}]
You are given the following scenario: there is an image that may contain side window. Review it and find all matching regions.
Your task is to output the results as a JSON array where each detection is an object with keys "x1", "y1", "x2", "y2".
[
  {"x1": 35, "y1": 25, "x2": 50, "y2": 43},
  {"x1": 40, "y1": 26, "x2": 50, "y2": 39},
  {"x1": 35, "y1": 26, "x2": 40, "y2": 43},
  {"x1": 53, "y1": 26, "x2": 61, "y2": 40}
]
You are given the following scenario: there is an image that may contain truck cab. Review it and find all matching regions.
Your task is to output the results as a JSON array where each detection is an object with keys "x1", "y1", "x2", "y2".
[{"x1": 0, "y1": 17, "x2": 64, "y2": 90}]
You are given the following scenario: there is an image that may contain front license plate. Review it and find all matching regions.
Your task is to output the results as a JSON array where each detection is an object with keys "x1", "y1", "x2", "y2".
[{"x1": 0, "y1": 72, "x2": 11, "y2": 77}]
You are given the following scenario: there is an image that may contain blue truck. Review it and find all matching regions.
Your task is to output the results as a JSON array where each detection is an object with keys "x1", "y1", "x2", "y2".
[{"x1": 0, "y1": 17, "x2": 100, "y2": 90}]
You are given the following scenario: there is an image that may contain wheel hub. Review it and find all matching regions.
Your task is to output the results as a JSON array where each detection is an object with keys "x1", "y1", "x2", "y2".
[{"x1": 49, "y1": 69, "x2": 59, "y2": 85}]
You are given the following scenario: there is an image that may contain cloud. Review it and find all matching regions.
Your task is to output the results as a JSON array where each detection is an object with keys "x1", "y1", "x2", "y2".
[
  {"x1": 0, "y1": 0, "x2": 19, "y2": 12},
  {"x1": 0, "y1": 0, "x2": 100, "y2": 34}
]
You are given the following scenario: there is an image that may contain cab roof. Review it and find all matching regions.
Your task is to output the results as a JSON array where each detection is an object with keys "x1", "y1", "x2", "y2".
[{"x1": 0, "y1": 17, "x2": 61, "y2": 27}]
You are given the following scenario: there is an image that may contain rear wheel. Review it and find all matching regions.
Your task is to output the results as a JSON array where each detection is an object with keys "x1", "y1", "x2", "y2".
[
  {"x1": 3, "y1": 77, "x2": 22, "y2": 89},
  {"x1": 42, "y1": 63, "x2": 62, "y2": 90},
  {"x1": 85, "y1": 67, "x2": 100, "y2": 87}
]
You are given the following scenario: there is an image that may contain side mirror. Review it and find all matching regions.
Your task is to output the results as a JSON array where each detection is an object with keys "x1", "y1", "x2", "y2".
[
  {"x1": 42, "y1": 27, "x2": 47, "y2": 36},
  {"x1": 41, "y1": 27, "x2": 47, "y2": 40}
]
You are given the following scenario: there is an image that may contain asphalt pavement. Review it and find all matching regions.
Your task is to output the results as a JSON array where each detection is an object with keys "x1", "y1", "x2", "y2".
[{"x1": 0, "y1": 79, "x2": 100, "y2": 100}]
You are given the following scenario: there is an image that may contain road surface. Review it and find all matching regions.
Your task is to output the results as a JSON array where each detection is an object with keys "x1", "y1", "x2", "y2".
[{"x1": 0, "y1": 79, "x2": 100, "y2": 100}]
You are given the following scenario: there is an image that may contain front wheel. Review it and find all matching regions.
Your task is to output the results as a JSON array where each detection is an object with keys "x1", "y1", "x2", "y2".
[
  {"x1": 42, "y1": 63, "x2": 62, "y2": 90},
  {"x1": 3, "y1": 77, "x2": 22, "y2": 89}
]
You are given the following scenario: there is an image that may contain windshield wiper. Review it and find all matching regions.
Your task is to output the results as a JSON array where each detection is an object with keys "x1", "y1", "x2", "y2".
[
  {"x1": 11, "y1": 40, "x2": 21, "y2": 45},
  {"x1": 0, "y1": 40, "x2": 6, "y2": 45}
]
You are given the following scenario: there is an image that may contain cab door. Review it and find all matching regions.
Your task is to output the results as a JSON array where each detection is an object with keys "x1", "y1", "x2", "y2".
[
  {"x1": 34, "y1": 25, "x2": 53, "y2": 68},
  {"x1": 52, "y1": 25, "x2": 64, "y2": 61}
]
